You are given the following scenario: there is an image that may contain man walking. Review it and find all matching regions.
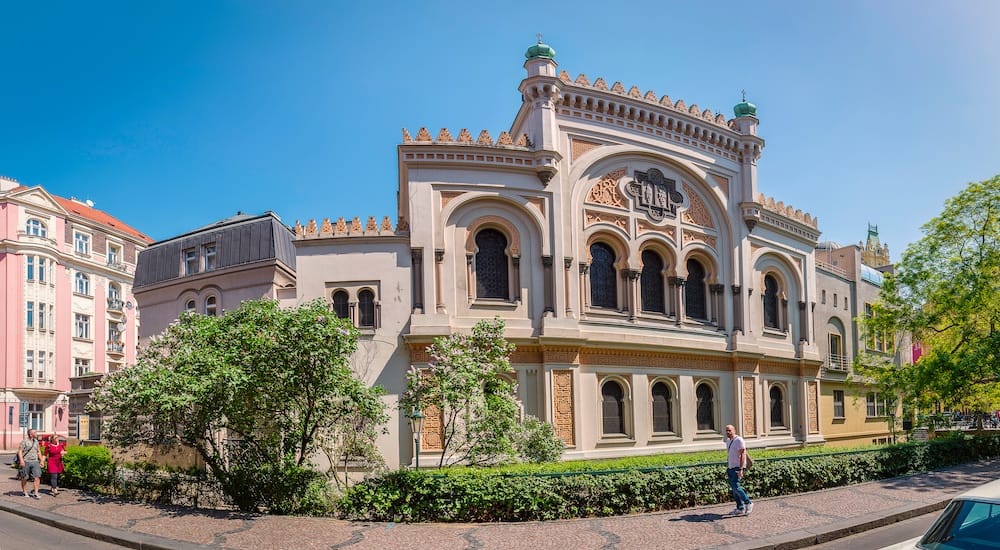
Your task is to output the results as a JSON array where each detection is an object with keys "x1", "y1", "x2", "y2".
[
  {"x1": 724, "y1": 424, "x2": 753, "y2": 516},
  {"x1": 17, "y1": 429, "x2": 42, "y2": 499}
]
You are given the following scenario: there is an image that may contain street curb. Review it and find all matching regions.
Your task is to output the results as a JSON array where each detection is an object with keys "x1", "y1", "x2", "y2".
[{"x1": 0, "y1": 498, "x2": 205, "y2": 550}]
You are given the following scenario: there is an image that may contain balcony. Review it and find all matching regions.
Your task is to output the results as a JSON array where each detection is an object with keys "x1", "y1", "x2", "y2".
[
  {"x1": 825, "y1": 352, "x2": 849, "y2": 372},
  {"x1": 107, "y1": 260, "x2": 129, "y2": 273},
  {"x1": 106, "y1": 340, "x2": 125, "y2": 356},
  {"x1": 107, "y1": 297, "x2": 125, "y2": 312}
]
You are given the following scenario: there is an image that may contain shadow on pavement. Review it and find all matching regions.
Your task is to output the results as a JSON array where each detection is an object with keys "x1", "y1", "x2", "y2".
[{"x1": 669, "y1": 512, "x2": 729, "y2": 522}]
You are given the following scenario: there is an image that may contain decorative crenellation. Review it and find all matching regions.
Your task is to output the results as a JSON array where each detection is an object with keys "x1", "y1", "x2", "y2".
[
  {"x1": 756, "y1": 193, "x2": 819, "y2": 229},
  {"x1": 557, "y1": 70, "x2": 730, "y2": 128},
  {"x1": 294, "y1": 215, "x2": 407, "y2": 239},
  {"x1": 403, "y1": 127, "x2": 530, "y2": 148}
]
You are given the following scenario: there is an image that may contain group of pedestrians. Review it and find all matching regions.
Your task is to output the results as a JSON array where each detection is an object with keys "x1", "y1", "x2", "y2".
[{"x1": 16, "y1": 428, "x2": 66, "y2": 499}]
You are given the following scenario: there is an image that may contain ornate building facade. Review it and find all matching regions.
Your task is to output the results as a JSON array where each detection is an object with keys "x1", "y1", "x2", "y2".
[
  {"x1": 290, "y1": 42, "x2": 891, "y2": 467},
  {"x1": 0, "y1": 176, "x2": 150, "y2": 449}
]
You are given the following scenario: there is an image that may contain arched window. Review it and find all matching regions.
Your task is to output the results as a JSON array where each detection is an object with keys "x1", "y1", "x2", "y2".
[
  {"x1": 651, "y1": 381, "x2": 672, "y2": 433},
  {"x1": 205, "y1": 296, "x2": 218, "y2": 316},
  {"x1": 332, "y1": 290, "x2": 350, "y2": 319},
  {"x1": 640, "y1": 250, "x2": 665, "y2": 313},
  {"x1": 763, "y1": 274, "x2": 780, "y2": 329},
  {"x1": 770, "y1": 386, "x2": 785, "y2": 428},
  {"x1": 685, "y1": 258, "x2": 707, "y2": 320},
  {"x1": 590, "y1": 242, "x2": 618, "y2": 309},
  {"x1": 475, "y1": 228, "x2": 509, "y2": 299},
  {"x1": 696, "y1": 383, "x2": 715, "y2": 431},
  {"x1": 25, "y1": 218, "x2": 46, "y2": 237},
  {"x1": 358, "y1": 289, "x2": 375, "y2": 328},
  {"x1": 185, "y1": 300, "x2": 196, "y2": 313},
  {"x1": 601, "y1": 380, "x2": 625, "y2": 435},
  {"x1": 74, "y1": 272, "x2": 90, "y2": 295}
]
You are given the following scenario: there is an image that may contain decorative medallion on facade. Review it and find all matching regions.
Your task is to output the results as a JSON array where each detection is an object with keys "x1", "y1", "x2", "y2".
[{"x1": 626, "y1": 169, "x2": 684, "y2": 222}]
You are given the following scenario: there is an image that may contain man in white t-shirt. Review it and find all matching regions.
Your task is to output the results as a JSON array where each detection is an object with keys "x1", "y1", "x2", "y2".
[{"x1": 724, "y1": 424, "x2": 753, "y2": 516}]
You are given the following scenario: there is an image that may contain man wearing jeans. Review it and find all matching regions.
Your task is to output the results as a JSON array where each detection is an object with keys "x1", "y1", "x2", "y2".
[{"x1": 724, "y1": 424, "x2": 753, "y2": 516}]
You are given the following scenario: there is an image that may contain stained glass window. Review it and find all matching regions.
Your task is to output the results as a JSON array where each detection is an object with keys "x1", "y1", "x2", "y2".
[
  {"x1": 641, "y1": 250, "x2": 665, "y2": 313},
  {"x1": 602, "y1": 380, "x2": 625, "y2": 435},
  {"x1": 696, "y1": 383, "x2": 715, "y2": 430},
  {"x1": 770, "y1": 386, "x2": 784, "y2": 427},
  {"x1": 590, "y1": 242, "x2": 617, "y2": 309},
  {"x1": 651, "y1": 382, "x2": 672, "y2": 432},
  {"x1": 763, "y1": 274, "x2": 780, "y2": 329},
  {"x1": 685, "y1": 259, "x2": 707, "y2": 319},
  {"x1": 359, "y1": 289, "x2": 376, "y2": 327},
  {"x1": 475, "y1": 229, "x2": 508, "y2": 299}
]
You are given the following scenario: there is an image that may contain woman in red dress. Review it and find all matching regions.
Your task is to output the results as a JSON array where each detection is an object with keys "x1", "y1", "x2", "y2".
[{"x1": 44, "y1": 435, "x2": 66, "y2": 496}]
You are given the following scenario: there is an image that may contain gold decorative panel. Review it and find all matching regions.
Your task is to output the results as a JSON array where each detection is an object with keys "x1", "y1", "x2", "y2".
[
  {"x1": 421, "y1": 403, "x2": 444, "y2": 450},
  {"x1": 742, "y1": 377, "x2": 756, "y2": 436},
  {"x1": 580, "y1": 349, "x2": 729, "y2": 371},
  {"x1": 572, "y1": 139, "x2": 602, "y2": 161},
  {"x1": 543, "y1": 346, "x2": 580, "y2": 364},
  {"x1": 584, "y1": 210, "x2": 628, "y2": 232},
  {"x1": 808, "y1": 381, "x2": 819, "y2": 433},
  {"x1": 552, "y1": 370, "x2": 575, "y2": 446},
  {"x1": 681, "y1": 189, "x2": 714, "y2": 228},
  {"x1": 585, "y1": 168, "x2": 628, "y2": 209}
]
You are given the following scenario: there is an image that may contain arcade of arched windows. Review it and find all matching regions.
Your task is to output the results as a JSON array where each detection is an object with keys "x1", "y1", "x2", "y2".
[
  {"x1": 329, "y1": 286, "x2": 381, "y2": 330},
  {"x1": 580, "y1": 234, "x2": 726, "y2": 328},
  {"x1": 597, "y1": 374, "x2": 721, "y2": 444}
]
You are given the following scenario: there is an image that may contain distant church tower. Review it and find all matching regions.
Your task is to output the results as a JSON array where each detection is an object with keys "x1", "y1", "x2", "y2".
[{"x1": 860, "y1": 223, "x2": 891, "y2": 267}]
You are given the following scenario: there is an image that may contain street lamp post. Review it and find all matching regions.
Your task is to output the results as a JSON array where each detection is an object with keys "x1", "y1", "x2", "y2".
[{"x1": 409, "y1": 408, "x2": 425, "y2": 470}]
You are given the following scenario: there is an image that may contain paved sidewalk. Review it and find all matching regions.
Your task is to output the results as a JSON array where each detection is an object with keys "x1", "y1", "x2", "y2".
[{"x1": 2, "y1": 459, "x2": 997, "y2": 550}]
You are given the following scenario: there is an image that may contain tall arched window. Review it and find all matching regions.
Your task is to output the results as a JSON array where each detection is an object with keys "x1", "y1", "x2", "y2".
[
  {"x1": 74, "y1": 272, "x2": 90, "y2": 295},
  {"x1": 475, "y1": 228, "x2": 509, "y2": 299},
  {"x1": 685, "y1": 258, "x2": 707, "y2": 320},
  {"x1": 25, "y1": 218, "x2": 46, "y2": 237},
  {"x1": 358, "y1": 289, "x2": 375, "y2": 328},
  {"x1": 696, "y1": 383, "x2": 715, "y2": 431},
  {"x1": 640, "y1": 250, "x2": 665, "y2": 313},
  {"x1": 601, "y1": 380, "x2": 625, "y2": 435},
  {"x1": 763, "y1": 274, "x2": 780, "y2": 329},
  {"x1": 185, "y1": 299, "x2": 196, "y2": 313},
  {"x1": 205, "y1": 296, "x2": 218, "y2": 316},
  {"x1": 770, "y1": 386, "x2": 785, "y2": 428},
  {"x1": 590, "y1": 242, "x2": 618, "y2": 309},
  {"x1": 651, "y1": 381, "x2": 672, "y2": 433},
  {"x1": 332, "y1": 290, "x2": 350, "y2": 319}
]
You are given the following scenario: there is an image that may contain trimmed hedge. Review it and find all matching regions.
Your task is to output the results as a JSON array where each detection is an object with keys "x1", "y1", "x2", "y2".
[{"x1": 339, "y1": 434, "x2": 1000, "y2": 522}]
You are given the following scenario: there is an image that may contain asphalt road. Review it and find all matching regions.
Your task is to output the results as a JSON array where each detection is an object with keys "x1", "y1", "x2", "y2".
[
  {"x1": 0, "y1": 510, "x2": 123, "y2": 549},
  {"x1": 812, "y1": 511, "x2": 937, "y2": 549}
]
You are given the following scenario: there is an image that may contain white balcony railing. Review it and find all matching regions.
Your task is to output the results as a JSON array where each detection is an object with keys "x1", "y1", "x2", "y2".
[{"x1": 826, "y1": 352, "x2": 849, "y2": 372}]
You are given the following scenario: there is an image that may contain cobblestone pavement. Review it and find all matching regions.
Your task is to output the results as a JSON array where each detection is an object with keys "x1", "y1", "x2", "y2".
[{"x1": 1, "y1": 459, "x2": 997, "y2": 550}]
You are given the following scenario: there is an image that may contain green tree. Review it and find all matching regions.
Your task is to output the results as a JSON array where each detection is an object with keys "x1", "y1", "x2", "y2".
[
  {"x1": 857, "y1": 175, "x2": 1000, "y2": 420},
  {"x1": 89, "y1": 299, "x2": 388, "y2": 512},
  {"x1": 400, "y1": 317, "x2": 562, "y2": 467}
]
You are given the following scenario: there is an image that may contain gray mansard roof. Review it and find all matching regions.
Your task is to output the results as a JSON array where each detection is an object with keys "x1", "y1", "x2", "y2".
[{"x1": 134, "y1": 211, "x2": 296, "y2": 288}]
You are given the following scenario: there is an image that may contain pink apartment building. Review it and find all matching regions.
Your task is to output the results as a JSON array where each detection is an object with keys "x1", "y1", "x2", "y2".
[{"x1": 1, "y1": 175, "x2": 151, "y2": 449}]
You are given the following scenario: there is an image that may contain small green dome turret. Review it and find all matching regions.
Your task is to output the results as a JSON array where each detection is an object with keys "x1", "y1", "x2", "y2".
[
  {"x1": 525, "y1": 39, "x2": 556, "y2": 60},
  {"x1": 733, "y1": 91, "x2": 757, "y2": 117}
]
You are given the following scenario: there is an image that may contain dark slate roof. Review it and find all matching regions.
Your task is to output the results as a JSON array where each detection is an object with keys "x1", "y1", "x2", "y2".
[{"x1": 134, "y1": 211, "x2": 296, "y2": 288}]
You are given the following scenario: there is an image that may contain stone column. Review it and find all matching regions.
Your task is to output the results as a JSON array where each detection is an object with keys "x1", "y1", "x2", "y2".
[
  {"x1": 710, "y1": 283, "x2": 725, "y2": 330},
  {"x1": 731, "y1": 285, "x2": 743, "y2": 334},
  {"x1": 564, "y1": 257, "x2": 574, "y2": 318},
  {"x1": 434, "y1": 249, "x2": 446, "y2": 313},
  {"x1": 513, "y1": 255, "x2": 522, "y2": 303},
  {"x1": 627, "y1": 269, "x2": 640, "y2": 321},
  {"x1": 466, "y1": 254, "x2": 474, "y2": 303},
  {"x1": 541, "y1": 255, "x2": 552, "y2": 313},
  {"x1": 579, "y1": 263, "x2": 590, "y2": 312},
  {"x1": 669, "y1": 276, "x2": 685, "y2": 326}
]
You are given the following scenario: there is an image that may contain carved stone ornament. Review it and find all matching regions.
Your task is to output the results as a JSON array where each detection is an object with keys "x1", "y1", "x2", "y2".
[{"x1": 626, "y1": 168, "x2": 684, "y2": 222}]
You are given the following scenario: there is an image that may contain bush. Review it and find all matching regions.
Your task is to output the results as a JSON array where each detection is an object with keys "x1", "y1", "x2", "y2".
[
  {"x1": 339, "y1": 434, "x2": 1000, "y2": 522},
  {"x1": 517, "y1": 416, "x2": 564, "y2": 463},
  {"x1": 61, "y1": 446, "x2": 115, "y2": 490}
]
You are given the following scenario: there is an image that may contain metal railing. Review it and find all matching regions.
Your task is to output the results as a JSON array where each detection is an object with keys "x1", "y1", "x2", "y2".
[{"x1": 826, "y1": 352, "x2": 849, "y2": 371}]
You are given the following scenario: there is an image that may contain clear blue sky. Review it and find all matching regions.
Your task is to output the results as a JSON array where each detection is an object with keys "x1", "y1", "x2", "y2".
[{"x1": 3, "y1": 1, "x2": 998, "y2": 258}]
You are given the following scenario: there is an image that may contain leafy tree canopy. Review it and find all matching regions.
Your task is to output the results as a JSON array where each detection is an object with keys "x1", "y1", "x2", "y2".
[
  {"x1": 858, "y1": 175, "x2": 1000, "y2": 414},
  {"x1": 90, "y1": 299, "x2": 387, "y2": 511}
]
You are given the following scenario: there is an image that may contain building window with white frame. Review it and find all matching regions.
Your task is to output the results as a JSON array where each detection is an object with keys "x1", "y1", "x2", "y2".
[
  {"x1": 866, "y1": 392, "x2": 891, "y2": 417},
  {"x1": 38, "y1": 303, "x2": 46, "y2": 330},
  {"x1": 74, "y1": 231, "x2": 91, "y2": 255},
  {"x1": 26, "y1": 301, "x2": 34, "y2": 329},
  {"x1": 25, "y1": 351, "x2": 34, "y2": 379},
  {"x1": 28, "y1": 403, "x2": 44, "y2": 431},
  {"x1": 833, "y1": 389, "x2": 845, "y2": 418},
  {"x1": 107, "y1": 243, "x2": 121, "y2": 266},
  {"x1": 38, "y1": 257, "x2": 47, "y2": 283},
  {"x1": 75, "y1": 313, "x2": 91, "y2": 339},
  {"x1": 26, "y1": 256, "x2": 35, "y2": 281},
  {"x1": 183, "y1": 248, "x2": 198, "y2": 275},
  {"x1": 769, "y1": 385, "x2": 785, "y2": 428},
  {"x1": 185, "y1": 299, "x2": 196, "y2": 314},
  {"x1": 74, "y1": 358, "x2": 92, "y2": 377},
  {"x1": 75, "y1": 272, "x2": 91, "y2": 295},
  {"x1": 37, "y1": 352, "x2": 46, "y2": 380},
  {"x1": 26, "y1": 218, "x2": 47, "y2": 237},
  {"x1": 203, "y1": 243, "x2": 217, "y2": 271}
]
